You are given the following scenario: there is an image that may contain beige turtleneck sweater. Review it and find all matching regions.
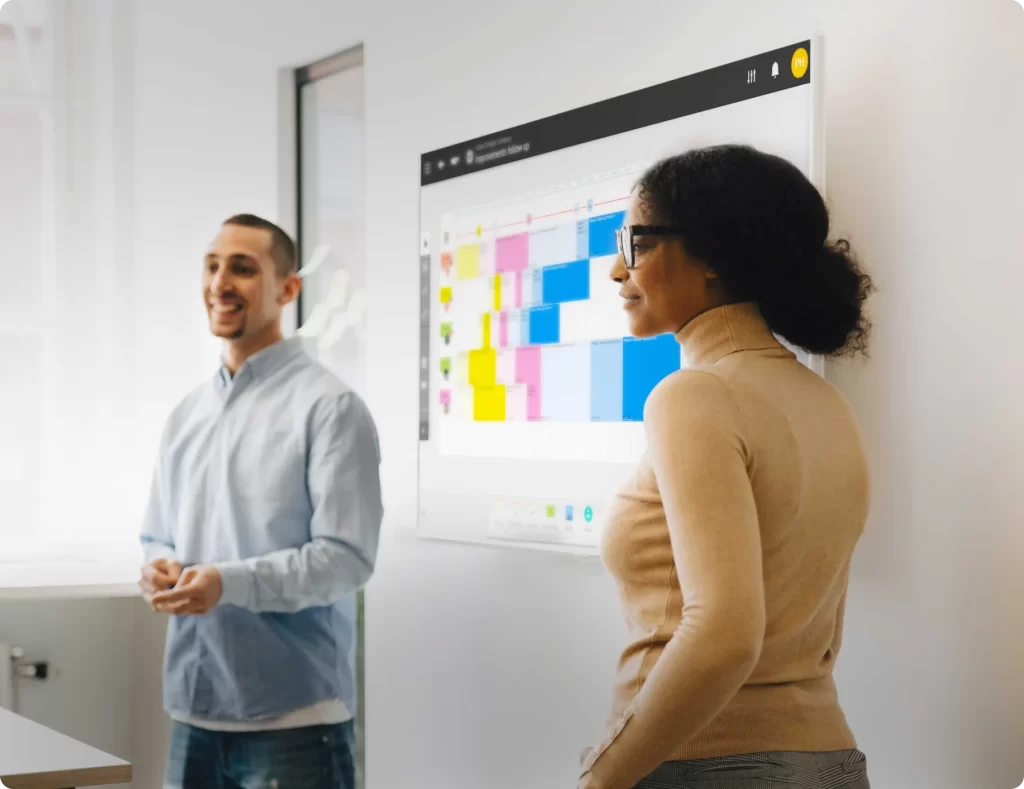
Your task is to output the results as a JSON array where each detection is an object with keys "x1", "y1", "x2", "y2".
[{"x1": 579, "y1": 302, "x2": 870, "y2": 789}]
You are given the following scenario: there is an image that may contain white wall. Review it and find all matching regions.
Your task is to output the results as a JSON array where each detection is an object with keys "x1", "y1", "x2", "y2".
[
  {"x1": 0, "y1": 597, "x2": 137, "y2": 789},
  {"x1": 83, "y1": 1, "x2": 1024, "y2": 788}
]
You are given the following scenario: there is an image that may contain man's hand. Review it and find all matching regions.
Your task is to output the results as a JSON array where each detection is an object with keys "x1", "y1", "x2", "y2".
[
  {"x1": 149, "y1": 565, "x2": 223, "y2": 616},
  {"x1": 139, "y1": 558, "x2": 183, "y2": 608}
]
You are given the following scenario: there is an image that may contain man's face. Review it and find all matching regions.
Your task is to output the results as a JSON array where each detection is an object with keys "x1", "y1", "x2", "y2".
[{"x1": 202, "y1": 224, "x2": 291, "y2": 342}]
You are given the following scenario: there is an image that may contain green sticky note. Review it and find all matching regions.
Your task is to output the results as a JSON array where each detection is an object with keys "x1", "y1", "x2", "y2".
[
  {"x1": 440, "y1": 323, "x2": 452, "y2": 338},
  {"x1": 546, "y1": 505, "x2": 556, "y2": 519},
  {"x1": 440, "y1": 358, "x2": 451, "y2": 374}
]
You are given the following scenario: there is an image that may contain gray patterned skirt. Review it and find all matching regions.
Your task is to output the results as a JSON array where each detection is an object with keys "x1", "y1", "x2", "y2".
[{"x1": 634, "y1": 749, "x2": 870, "y2": 788}]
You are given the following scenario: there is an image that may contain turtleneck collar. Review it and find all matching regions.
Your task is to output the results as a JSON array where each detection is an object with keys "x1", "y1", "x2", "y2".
[{"x1": 675, "y1": 302, "x2": 787, "y2": 367}]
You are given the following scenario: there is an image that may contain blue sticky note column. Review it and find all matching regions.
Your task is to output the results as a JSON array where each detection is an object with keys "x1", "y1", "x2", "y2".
[
  {"x1": 588, "y1": 211, "x2": 626, "y2": 258},
  {"x1": 519, "y1": 309, "x2": 530, "y2": 343},
  {"x1": 529, "y1": 268, "x2": 544, "y2": 307},
  {"x1": 576, "y1": 219, "x2": 589, "y2": 260},
  {"x1": 590, "y1": 340, "x2": 623, "y2": 421},
  {"x1": 527, "y1": 305, "x2": 560, "y2": 345},
  {"x1": 622, "y1": 334, "x2": 681, "y2": 421}
]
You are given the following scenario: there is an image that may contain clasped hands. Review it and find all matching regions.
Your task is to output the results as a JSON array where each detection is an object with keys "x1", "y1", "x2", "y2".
[{"x1": 139, "y1": 558, "x2": 223, "y2": 616}]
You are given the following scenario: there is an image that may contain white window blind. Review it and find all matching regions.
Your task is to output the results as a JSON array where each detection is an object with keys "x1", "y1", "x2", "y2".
[
  {"x1": 1, "y1": 0, "x2": 147, "y2": 584},
  {"x1": 1, "y1": 0, "x2": 58, "y2": 565}
]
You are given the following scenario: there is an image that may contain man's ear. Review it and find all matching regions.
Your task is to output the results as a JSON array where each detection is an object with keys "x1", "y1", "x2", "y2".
[{"x1": 278, "y1": 273, "x2": 302, "y2": 306}]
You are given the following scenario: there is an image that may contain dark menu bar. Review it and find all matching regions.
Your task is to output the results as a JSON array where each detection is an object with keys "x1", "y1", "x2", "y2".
[{"x1": 420, "y1": 40, "x2": 811, "y2": 186}]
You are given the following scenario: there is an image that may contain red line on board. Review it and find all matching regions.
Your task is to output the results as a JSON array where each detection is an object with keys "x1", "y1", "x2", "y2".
[
  {"x1": 532, "y1": 208, "x2": 574, "y2": 221},
  {"x1": 450, "y1": 195, "x2": 630, "y2": 239}
]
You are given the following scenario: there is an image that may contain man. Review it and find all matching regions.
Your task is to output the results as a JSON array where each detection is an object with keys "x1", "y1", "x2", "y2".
[{"x1": 139, "y1": 214, "x2": 383, "y2": 789}]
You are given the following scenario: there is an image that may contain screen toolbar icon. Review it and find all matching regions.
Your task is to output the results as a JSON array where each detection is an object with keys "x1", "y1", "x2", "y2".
[{"x1": 791, "y1": 47, "x2": 809, "y2": 78}]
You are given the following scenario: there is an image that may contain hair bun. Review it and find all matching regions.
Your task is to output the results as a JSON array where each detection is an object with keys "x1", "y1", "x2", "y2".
[
  {"x1": 636, "y1": 145, "x2": 875, "y2": 357},
  {"x1": 759, "y1": 238, "x2": 875, "y2": 357}
]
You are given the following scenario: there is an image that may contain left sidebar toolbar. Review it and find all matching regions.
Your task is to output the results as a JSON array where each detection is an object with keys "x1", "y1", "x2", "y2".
[{"x1": 419, "y1": 233, "x2": 431, "y2": 441}]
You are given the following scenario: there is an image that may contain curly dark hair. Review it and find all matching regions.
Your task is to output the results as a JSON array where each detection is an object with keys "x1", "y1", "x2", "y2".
[{"x1": 635, "y1": 145, "x2": 874, "y2": 357}]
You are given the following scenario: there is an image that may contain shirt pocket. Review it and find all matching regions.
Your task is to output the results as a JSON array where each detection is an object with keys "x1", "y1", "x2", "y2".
[{"x1": 234, "y1": 428, "x2": 306, "y2": 509}]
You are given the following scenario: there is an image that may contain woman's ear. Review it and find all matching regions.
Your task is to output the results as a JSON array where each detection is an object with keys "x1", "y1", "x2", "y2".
[{"x1": 695, "y1": 258, "x2": 719, "y2": 281}]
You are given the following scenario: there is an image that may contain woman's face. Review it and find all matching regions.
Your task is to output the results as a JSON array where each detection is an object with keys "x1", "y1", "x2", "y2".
[{"x1": 609, "y1": 193, "x2": 724, "y2": 338}]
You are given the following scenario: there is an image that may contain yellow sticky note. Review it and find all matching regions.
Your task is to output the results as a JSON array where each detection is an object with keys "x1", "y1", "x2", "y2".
[
  {"x1": 481, "y1": 313, "x2": 491, "y2": 349},
  {"x1": 468, "y1": 348, "x2": 496, "y2": 387},
  {"x1": 439, "y1": 286, "x2": 452, "y2": 304},
  {"x1": 456, "y1": 244, "x2": 480, "y2": 280},
  {"x1": 474, "y1": 385, "x2": 506, "y2": 421},
  {"x1": 493, "y1": 275, "x2": 502, "y2": 312}
]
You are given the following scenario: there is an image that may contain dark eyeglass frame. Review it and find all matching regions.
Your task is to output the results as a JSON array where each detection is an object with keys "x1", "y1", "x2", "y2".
[{"x1": 615, "y1": 224, "x2": 686, "y2": 269}]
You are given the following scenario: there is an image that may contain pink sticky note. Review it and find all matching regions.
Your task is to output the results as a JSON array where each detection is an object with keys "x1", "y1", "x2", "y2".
[
  {"x1": 514, "y1": 271, "x2": 523, "y2": 308},
  {"x1": 505, "y1": 384, "x2": 527, "y2": 421},
  {"x1": 525, "y1": 387, "x2": 541, "y2": 421},
  {"x1": 496, "y1": 348, "x2": 516, "y2": 385},
  {"x1": 514, "y1": 346, "x2": 541, "y2": 421},
  {"x1": 495, "y1": 233, "x2": 529, "y2": 274},
  {"x1": 499, "y1": 312, "x2": 508, "y2": 347},
  {"x1": 440, "y1": 252, "x2": 453, "y2": 275}
]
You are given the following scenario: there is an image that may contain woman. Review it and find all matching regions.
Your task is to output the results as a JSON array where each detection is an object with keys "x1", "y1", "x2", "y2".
[{"x1": 578, "y1": 145, "x2": 874, "y2": 789}]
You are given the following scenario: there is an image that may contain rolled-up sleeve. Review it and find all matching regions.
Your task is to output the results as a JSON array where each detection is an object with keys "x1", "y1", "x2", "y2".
[{"x1": 216, "y1": 390, "x2": 384, "y2": 612}]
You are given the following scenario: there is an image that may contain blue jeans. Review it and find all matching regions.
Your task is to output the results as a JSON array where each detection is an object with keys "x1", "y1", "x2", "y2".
[{"x1": 165, "y1": 720, "x2": 355, "y2": 789}]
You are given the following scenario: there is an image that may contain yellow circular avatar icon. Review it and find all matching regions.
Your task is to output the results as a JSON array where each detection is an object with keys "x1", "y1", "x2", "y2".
[{"x1": 791, "y1": 47, "x2": 809, "y2": 79}]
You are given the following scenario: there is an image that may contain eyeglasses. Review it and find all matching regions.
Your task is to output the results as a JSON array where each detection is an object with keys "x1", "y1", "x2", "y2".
[{"x1": 615, "y1": 225, "x2": 685, "y2": 269}]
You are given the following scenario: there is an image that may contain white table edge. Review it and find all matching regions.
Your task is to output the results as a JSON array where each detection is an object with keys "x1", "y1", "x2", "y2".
[
  {"x1": 1, "y1": 762, "x2": 133, "y2": 789},
  {"x1": 0, "y1": 709, "x2": 132, "y2": 788}
]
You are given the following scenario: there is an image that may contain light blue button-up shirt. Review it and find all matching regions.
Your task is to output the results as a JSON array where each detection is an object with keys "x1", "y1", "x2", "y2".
[{"x1": 140, "y1": 337, "x2": 383, "y2": 722}]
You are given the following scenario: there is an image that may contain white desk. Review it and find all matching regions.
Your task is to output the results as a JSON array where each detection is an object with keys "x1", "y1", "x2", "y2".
[{"x1": 0, "y1": 709, "x2": 131, "y2": 789}]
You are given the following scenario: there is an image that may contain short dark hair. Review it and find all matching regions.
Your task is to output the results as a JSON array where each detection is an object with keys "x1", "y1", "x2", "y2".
[
  {"x1": 223, "y1": 213, "x2": 297, "y2": 277},
  {"x1": 635, "y1": 145, "x2": 874, "y2": 357}
]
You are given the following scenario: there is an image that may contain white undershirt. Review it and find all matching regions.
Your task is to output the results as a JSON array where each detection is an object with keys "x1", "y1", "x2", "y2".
[{"x1": 173, "y1": 699, "x2": 352, "y2": 732}]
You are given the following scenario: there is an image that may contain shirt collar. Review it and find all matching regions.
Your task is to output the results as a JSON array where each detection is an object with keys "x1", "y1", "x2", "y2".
[
  {"x1": 213, "y1": 337, "x2": 305, "y2": 392},
  {"x1": 675, "y1": 301, "x2": 786, "y2": 366}
]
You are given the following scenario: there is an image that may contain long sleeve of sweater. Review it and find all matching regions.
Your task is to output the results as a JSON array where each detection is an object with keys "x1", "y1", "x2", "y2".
[{"x1": 578, "y1": 371, "x2": 767, "y2": 789}]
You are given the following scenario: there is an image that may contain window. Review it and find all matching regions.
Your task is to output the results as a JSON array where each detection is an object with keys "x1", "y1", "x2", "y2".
[
  {"x1": 1, "y1": 0, "x2": 142, "y2": 581},
  {"x1": 0, "y1": 0, "x2": 58, "y2": 563},
  {"x1": 294, "y1": 44, "x2": 368, "y2": 789}
]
